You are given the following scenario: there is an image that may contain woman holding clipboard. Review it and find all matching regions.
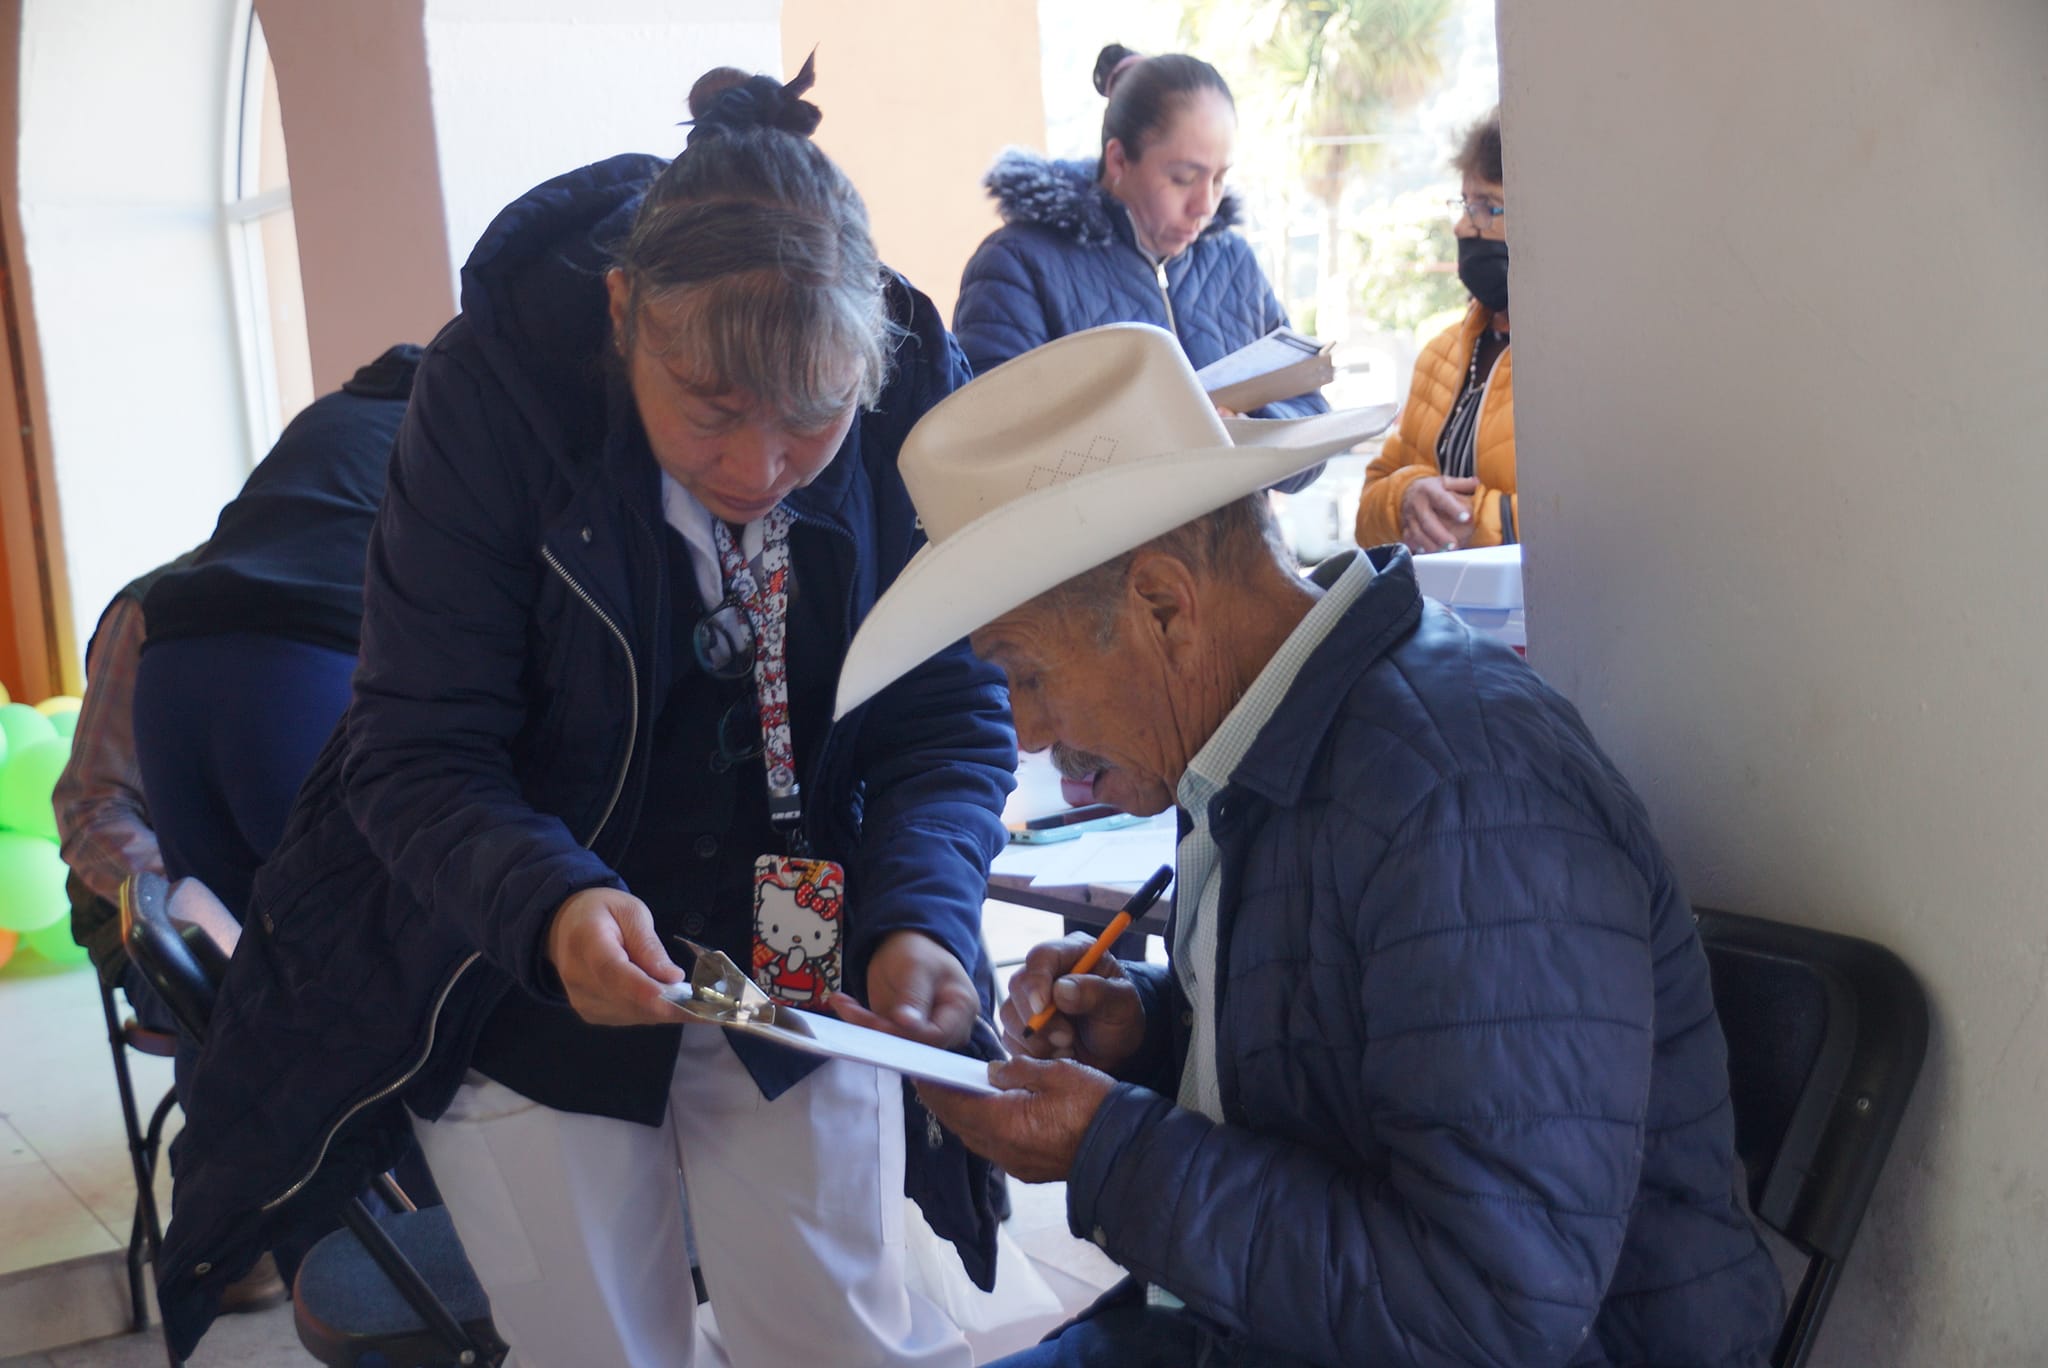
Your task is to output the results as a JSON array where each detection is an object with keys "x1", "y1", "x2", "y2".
[
  {"x1": 954, "y1": 45, "x2": 1331, "y2": 445},
  {"x1": 153, "y1": 61, "x2": 1011, "y2": 1368}
]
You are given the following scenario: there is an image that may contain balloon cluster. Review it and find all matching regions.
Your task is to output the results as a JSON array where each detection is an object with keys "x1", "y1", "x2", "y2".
[{"x1": 0, "y1": 682, "x2": 87, "y2": 972}]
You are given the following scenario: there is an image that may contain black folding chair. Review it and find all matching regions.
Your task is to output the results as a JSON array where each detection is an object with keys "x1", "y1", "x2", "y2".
[
  {"x1": 1696, "y1": 906, "x2": 1929, "y2": 1368},
  {"x1": 95, "y1": 952, "x2": 181, "y2": 1333},
  {"x1": 121, "y1": 871, "x2": 504, "y2": 1368}
]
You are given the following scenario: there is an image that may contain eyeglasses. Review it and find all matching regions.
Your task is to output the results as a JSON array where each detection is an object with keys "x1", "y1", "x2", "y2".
[
  {"x1": 1448, "y1": 196, "x2": 1506, "y2": 232},
  {"x1": 707, "y1": 695, "x2": 764, "y2": 774},
  {"x1": 692, "y1": 598, "x2": 754, "y2": 680}
]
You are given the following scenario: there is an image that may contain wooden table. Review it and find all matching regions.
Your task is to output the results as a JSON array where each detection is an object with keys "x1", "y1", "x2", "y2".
[{"x1": 985, "y1": 834, "x2": 1176, "y2": 958}]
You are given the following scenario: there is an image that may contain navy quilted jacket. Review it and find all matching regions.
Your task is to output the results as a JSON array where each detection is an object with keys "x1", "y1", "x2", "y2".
[
  {"x1": 953, "y1": 151, "x2": 1329, "y2": 426},
  {"x1": 1067, "y1": 548, "x2": 1784, "y2": 1367}
]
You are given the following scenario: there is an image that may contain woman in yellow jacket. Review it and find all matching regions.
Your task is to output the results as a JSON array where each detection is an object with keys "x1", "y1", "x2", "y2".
[{"x1": 1354, "y1": 109, "x2": 1517, "y2": 553}]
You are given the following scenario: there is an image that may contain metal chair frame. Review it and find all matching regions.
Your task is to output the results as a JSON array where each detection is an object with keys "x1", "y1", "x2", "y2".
[
  {"x1": 120, "y1": 872, "x2": 501, "y2": 1367},
  {"x1": 1697, "y1": 906, "x2": 1929, "y2": 1368}
]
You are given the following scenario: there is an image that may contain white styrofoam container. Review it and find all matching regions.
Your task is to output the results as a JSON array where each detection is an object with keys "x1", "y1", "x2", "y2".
[{"x1": 1408, "y1": 544, "x2": 1525, "y2": 649}]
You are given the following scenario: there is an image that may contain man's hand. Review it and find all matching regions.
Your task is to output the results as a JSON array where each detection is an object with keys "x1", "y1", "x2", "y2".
[
  {"x1": 545, "y1": 886, "x2": 688, "y2": 1026},
  {"x1": 1000, "y1": 934, "x2": 1147, "y2": 1072},
  {"x1": 1399, "y1": 475, "x2": 1478, "y2": 553},
  {"x1": 915, "y1": 1057, "x2": 1116, "y2": 1183},
  {"x1": 840, "y1": 929, "x2": 979, "y2": 1049}
]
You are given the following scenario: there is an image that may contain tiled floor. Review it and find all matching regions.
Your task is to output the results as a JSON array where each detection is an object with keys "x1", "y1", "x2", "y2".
[{"x1": 0, "y1": 902, "x2": 1139, "y2": 1366}]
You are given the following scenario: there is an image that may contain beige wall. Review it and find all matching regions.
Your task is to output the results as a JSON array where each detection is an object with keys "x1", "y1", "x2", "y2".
[
  {"x1": 783, "y1": 0, "x2": 1046, "y2": 321},
  {"x1": 1502, "y1": 0, "x2": 2048, "y2": 1360},
  {"x1": 257, "y1": 0, "x2": 454, "y2": 393},
  {"x1": 0, "y1": 0, "x2": 65, "y2": 697}
]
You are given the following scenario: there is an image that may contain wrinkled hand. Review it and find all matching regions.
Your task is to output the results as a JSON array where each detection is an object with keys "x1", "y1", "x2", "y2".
[
  {"x1": 830, "y1": 929, "x2": 979, "y2": 1049},
  {"x1": 915, "y1": 1056, "x2": 1116, "y2": 1183},
  {"x1": 1000, "y1": 934, "x2": 1147, "y2": 1071},
  {"x1": 545, "y1": 886, "x2": 688, "y2": 1026},
  {"x1": 1400, "y1": 475, "x2": 1478, "y2": 553}
]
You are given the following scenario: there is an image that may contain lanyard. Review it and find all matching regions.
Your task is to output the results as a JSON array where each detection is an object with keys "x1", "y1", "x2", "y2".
[{"x1": 710, "y1": 506, "x2": 806, "y2": 845}]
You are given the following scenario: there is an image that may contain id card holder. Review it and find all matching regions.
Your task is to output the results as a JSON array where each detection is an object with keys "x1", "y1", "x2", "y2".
[{"x1": 750, "y1": 855, "x2": 846, "y2": 1009}]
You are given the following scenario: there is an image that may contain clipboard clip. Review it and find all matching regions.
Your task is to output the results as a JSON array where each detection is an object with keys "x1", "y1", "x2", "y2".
[{"x1": 665, "y1": 936, "x2": 813, "y2": 1036}]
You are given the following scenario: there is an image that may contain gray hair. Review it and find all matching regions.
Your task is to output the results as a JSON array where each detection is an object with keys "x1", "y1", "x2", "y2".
[
  {"x1": 614, "y1": 76, "x2": 893, "y2": 430},
  {"x1": 1034, "y1": 494, "x2": 1293, "y2": 645}
]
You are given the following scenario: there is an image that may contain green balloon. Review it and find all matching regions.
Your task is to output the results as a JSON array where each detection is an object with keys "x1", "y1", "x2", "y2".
[
  {"x1": 0, "y1": 832, "x2": 67, "y2": 932},
  {"x1": 0, "y1": 738, "x2": 68, "y2": 840},
  {"x1": 0, "y1": 703, "x2": 55, "y2": 760},
  {"x1": 23, "y1": 916, "x2": 87, "y2": 965},
  {"x1": 47, "y1": 710, "x2": 78, "y2": 739}
]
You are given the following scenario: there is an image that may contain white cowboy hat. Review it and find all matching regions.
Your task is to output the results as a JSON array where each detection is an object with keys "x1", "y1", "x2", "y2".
[{"x1": 833, "y1": 323, "x2": 1395, "y2": 718}]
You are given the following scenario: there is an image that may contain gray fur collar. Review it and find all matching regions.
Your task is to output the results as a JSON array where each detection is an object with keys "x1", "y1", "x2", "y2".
[{"x1": 982, "y1": 148, "x2": 1242, "y2": 248}]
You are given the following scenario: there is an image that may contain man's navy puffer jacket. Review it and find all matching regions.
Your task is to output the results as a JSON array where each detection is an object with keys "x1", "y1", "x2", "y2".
[{"x1": 1067, "y1": 548, "x2": 1785, "y2": 1366}]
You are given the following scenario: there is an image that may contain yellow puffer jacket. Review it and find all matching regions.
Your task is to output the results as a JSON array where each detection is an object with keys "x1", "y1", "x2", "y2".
[{"x1": 1353, "y1": 302, "x2": 1517, "y2": 549}]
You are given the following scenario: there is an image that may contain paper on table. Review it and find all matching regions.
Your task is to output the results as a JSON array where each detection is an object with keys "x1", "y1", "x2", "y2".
[
  {"x1": 661, "y1": 986, "x2": 1001, "y2": 1095},
  {"x1": 995, "y1": 816, "x2": 1176, "y2": 888},
  {"x1": 1053, "y1": 824, "x2": 1178, "y2": 887},
  {"x1": 990, "y1": 836, "x2": 1099, "y2": 882}
]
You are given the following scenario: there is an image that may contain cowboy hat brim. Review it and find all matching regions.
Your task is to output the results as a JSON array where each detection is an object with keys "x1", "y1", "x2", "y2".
[{"x1": 833, "y1": 402, "x2": 1395, "y2": 718}]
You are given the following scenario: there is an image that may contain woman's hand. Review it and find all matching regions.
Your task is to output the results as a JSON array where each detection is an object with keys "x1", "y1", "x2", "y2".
[
  {"x1": 1400, "y1": 475, "x2": 1479, "y2": 553},
  {"x1": 998, "y1": 934, "x2": 1147, "y2": 1073},
  {"x1": 545, "y1": 886, "x2": 689, "y2": 1026},
  {"x1": 830, "y1": 929, "x2": 979, "y2": 1049}
]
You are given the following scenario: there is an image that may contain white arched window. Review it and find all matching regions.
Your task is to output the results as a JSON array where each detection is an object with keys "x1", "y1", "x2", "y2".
[{"x1": 224, "y1": 5, "x2": 313, "y2": 459}]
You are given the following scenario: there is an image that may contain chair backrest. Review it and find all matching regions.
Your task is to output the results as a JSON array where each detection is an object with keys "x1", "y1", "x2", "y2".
[
  {"x1": 120, "y1": 872, "x2": 232, "y2": 1043},
  {"x1": 1696, "y1": 907, "x2": 1929, "y2": 1367}
]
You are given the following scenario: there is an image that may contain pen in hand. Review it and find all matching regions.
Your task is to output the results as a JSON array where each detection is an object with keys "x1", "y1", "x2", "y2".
[{"x1": 1023, "y1": 863, "x2": 1174, "y2": 1039}]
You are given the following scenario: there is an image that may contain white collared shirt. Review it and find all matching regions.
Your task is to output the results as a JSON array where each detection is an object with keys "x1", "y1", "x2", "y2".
[
  {"x1": 1171, "y1": 553, "x2": 1378, "y2": 1121},
  {"x1": 660, "y1": 473, "x2": 766, "y2": 607}
]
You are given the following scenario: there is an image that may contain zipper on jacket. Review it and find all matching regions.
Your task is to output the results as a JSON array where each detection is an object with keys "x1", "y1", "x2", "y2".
[
  {"x1": 540, "y1": 543, "x2": 641, "y2": 847},
  {"x1": 1151, "y1": 255, "x2": 1178, "y2": 337},
  {"x1": 258, "y1": 541, "x2": 646, "y2": 1218},
  {"x1": 260, "y1": 951, "x2": 480, "y2": 1211}
]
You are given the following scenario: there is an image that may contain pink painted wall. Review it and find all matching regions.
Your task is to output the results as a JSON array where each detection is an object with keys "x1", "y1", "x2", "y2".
[{"x1": 256, "y1": 0, "x2": 455, "y2": 390}]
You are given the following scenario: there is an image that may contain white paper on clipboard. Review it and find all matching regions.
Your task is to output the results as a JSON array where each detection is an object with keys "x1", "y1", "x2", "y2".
[{"x1": 658, "y1": 969, "x2": 1000, "y2": 1096}]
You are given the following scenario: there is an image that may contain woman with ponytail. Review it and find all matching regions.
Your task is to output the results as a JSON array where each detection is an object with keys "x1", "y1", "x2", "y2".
[
  {"x1": 154, "y1": 61, "x2": 1006, "y2": 1368},
  {"x1": 955, "y1": 43, "x2": 1330, "y2": 433}
]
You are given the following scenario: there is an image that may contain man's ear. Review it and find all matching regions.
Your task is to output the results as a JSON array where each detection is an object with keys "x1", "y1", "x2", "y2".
[{"x1": 1126, "y1": 551, "x2": 1201, "y2": 666}]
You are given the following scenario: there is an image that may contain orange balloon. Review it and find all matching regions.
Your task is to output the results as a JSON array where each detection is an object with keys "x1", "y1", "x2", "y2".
[{"x1": 0, "y1": 929, "x2": 17, "y2": 971}]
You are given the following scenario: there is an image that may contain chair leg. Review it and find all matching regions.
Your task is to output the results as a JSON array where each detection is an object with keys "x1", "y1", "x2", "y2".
[
  {"x1": 1774, "y1": 1256, "x2": 1841, "y2": 1368},
  {"x1": 100, "y1": 984, "x2": 156, "y2": 1334},
  {"x1": 337, "y1": 1198, "x2": 488, "y2": 1363}
]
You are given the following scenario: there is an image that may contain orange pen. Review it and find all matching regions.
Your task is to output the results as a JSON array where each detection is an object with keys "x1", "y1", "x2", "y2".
[{"x1": 1023, "y1": 863, "x2": 1174, "y2": 1038}]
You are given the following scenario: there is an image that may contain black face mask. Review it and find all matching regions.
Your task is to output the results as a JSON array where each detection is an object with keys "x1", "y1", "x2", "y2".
[{"x1": 1457, "y1": 236, "x2": 1510, "y2": 315}]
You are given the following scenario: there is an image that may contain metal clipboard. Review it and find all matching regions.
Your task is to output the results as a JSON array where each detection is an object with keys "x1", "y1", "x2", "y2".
[{"x1": 662, "y1": 939, "x2": 1000, "y2": 1096}]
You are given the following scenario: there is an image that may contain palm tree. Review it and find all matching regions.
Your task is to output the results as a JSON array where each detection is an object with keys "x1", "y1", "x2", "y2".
[{"x1": 1185, "y1": 0, "x2": 1456, "y2": 336}]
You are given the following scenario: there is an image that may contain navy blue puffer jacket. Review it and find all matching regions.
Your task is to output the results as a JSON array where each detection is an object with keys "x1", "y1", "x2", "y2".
[
  {"x1": 954, "y1": 151, "x2": 1329, "y2": 425},
  {"x1": 152, "y1": 154, "x2": 1017, "y2": 1359},
  {"x1": 1067, "y1": 549, "x2": 1784, "y2": 1367}
]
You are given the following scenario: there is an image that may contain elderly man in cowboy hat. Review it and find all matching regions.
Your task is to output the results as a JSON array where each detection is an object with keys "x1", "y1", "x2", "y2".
[{"x1": 830, "y1": 324, "x2": 1783, "y2": 1368}]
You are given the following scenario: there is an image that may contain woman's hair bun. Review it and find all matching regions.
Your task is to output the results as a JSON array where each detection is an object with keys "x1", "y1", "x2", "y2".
[
  {"x1": 684, "y1": 51, "x2": 822, "y2": 147},
  {"x1": 687, "y1": 67, "x2": 753, "y2": 118},
  {"x1": 1092, "y1": 43, "x2": 1143, "y2": 97}
]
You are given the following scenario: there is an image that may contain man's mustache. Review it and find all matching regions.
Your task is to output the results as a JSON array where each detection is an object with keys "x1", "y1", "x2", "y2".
[{"x1": 1050, "y1": 743, "x2": 1111, "y2": 781}]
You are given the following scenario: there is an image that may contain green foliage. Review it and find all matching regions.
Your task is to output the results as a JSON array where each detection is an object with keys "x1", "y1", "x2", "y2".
[
  {"x1": 1183, "y1": 0, "x2": 1458, "y2": 199},
  {"x1": 1354, "y1": 214, "x2": 1467, "y2": 333}
]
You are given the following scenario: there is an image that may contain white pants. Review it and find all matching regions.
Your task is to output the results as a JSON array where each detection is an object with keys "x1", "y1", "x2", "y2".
[{"x1": 410, "y1": 1023, "x2": 972, "y2": 1368}]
